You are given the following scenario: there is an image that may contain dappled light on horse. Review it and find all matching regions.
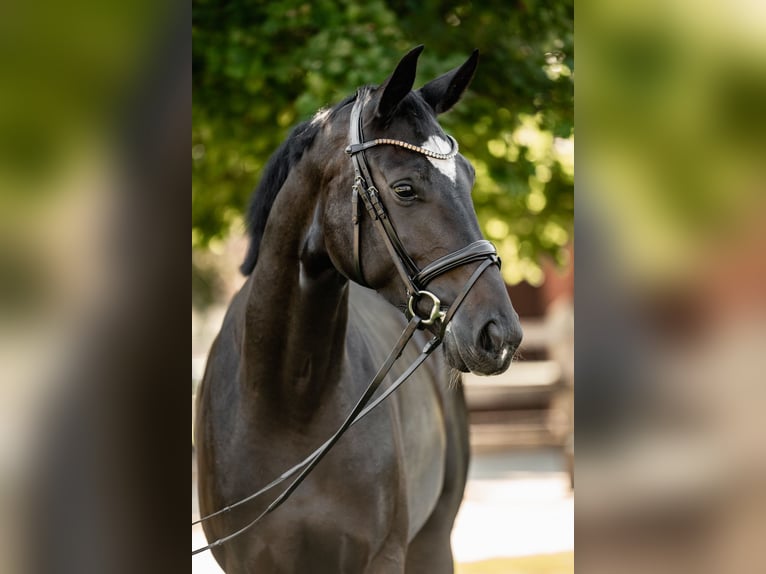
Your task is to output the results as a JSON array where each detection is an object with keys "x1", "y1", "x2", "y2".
[{"x1": 194, "y1": 46, "x2": 522, "y2": 572}]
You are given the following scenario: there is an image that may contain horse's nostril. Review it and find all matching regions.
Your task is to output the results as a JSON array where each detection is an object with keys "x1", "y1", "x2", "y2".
[{"x1": 478, "y1": 320, "x2": 505, "y2": 355}]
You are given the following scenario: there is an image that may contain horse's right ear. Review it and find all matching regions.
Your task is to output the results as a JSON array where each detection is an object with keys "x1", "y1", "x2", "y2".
[
  {"x1": 418, "y1": 49, "x2": 479, "y2": 114},
  {"x1": 376, "y1": 45, "x2": 424, "y2": 122}
]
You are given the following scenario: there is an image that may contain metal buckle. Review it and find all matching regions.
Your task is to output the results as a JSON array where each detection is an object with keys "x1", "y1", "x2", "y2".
[{"x1": 407, "y1": 290, "x2": 446, "y2": 325}]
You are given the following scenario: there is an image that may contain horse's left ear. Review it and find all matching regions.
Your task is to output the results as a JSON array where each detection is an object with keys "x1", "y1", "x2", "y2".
[{"x1": 418, "y1": 49, "x2": 479, "y2": 114}]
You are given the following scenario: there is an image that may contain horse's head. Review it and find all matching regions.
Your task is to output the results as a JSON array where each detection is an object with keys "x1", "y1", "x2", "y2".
[{"x1": 320, "y1": 46, "x2": 522, "y2": 375}]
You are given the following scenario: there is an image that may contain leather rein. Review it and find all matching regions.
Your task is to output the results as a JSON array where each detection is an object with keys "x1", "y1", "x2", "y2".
[{"x1": 192, "y1": 89, "x2": 500, "y2": 555}]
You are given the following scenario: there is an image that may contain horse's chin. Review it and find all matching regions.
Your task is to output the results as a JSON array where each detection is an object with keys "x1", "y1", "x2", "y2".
[
  {"x1": 443, "y1": 337, "x2": 470, "y2": 373},
  {"x1": 442, "y1": 328, "x2": 512, "y2": 376}
]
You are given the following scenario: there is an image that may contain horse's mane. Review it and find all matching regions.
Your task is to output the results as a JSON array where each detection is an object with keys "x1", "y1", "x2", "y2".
[{"x1": 240, "y1": 93, "x2": 358, "y2": 275}]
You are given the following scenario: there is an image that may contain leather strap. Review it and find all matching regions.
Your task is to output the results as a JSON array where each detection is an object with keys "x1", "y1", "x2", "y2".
[
  {"x1": 351, "y1": 183, "x2": 365, "y2": 286},
  {"x1": 355, "y1": 179, "x2": 420, "y2": 295},
  {"x1": 414, "y1": 240, "x2": 498, "y2": 287},
  {"x1": 440, "y1": 257, "x2": 499, "y2": 336},
  {"x1": 348, "y1": 89, "x2": 420, "y2": 294}
]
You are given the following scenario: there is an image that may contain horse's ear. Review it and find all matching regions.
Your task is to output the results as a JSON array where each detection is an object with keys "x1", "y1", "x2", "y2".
[
  {"x1": 418, "y1": 49, "x2": 479, "y2": 114},
  {"x1": 376, "y1": 45, "x2": 424, "y2": 121}
]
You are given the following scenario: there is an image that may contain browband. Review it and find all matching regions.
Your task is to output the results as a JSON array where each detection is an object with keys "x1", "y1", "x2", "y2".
[{"x1": 345, "y1": 136, "x2": 458, "y2": 160}]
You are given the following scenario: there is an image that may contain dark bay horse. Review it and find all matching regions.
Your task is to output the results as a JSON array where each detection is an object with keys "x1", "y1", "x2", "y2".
[{"x1": 195, "y1": 46, "x2": 522, "y2": 573}]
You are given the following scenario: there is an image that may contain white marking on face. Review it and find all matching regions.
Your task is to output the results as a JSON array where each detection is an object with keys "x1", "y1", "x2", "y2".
[
  {"x1": 420, "y1": 135, "x2": 457, "y2": 184},
  {"x1": 501, "y1": 347, "x2": 509, "y2": 361},
  {"x1": 311, "y1": 107, "x2": 331, "y2": 126}
]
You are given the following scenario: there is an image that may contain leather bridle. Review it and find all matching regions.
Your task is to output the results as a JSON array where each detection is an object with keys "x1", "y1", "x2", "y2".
[
  {"x1": 192, "y1": 90, "x2": 501, "y2": 555},
  {"x1": 346, "y1": 87, "x2": 500, "y2": 331}
]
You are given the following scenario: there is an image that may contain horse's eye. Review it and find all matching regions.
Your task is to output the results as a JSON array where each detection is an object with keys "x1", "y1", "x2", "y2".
[{"x1": 392, "y1": 184, "x2": 416, "y2": 200}]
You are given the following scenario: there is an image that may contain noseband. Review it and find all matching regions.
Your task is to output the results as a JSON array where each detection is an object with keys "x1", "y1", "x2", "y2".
[
  {"x1": 345, "y1": 88, "x2": 500, "y2": 329},
  {"x1": 193, "y1": 90, "x2": 501, "y2": 555}
]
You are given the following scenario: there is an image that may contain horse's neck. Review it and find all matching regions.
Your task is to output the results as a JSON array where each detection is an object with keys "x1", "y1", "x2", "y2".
[{"x1": 238, "y1": 163, "x2": 349, "y2": 417}]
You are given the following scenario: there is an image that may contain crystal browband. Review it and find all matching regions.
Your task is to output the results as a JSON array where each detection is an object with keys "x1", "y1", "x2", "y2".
[{"x1": 345, "y1": 135, "x2": 458, "y2": 160}]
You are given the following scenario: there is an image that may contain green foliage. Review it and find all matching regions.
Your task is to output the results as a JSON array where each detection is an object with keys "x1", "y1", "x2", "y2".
[{"x1": 192, "y1": 0, "x2": 573, "y2": 284}]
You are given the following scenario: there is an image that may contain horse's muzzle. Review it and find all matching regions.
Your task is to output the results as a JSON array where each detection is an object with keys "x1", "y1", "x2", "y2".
[{"x1": 443, "y1": 315, "x2": 522, "y2": 376}]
